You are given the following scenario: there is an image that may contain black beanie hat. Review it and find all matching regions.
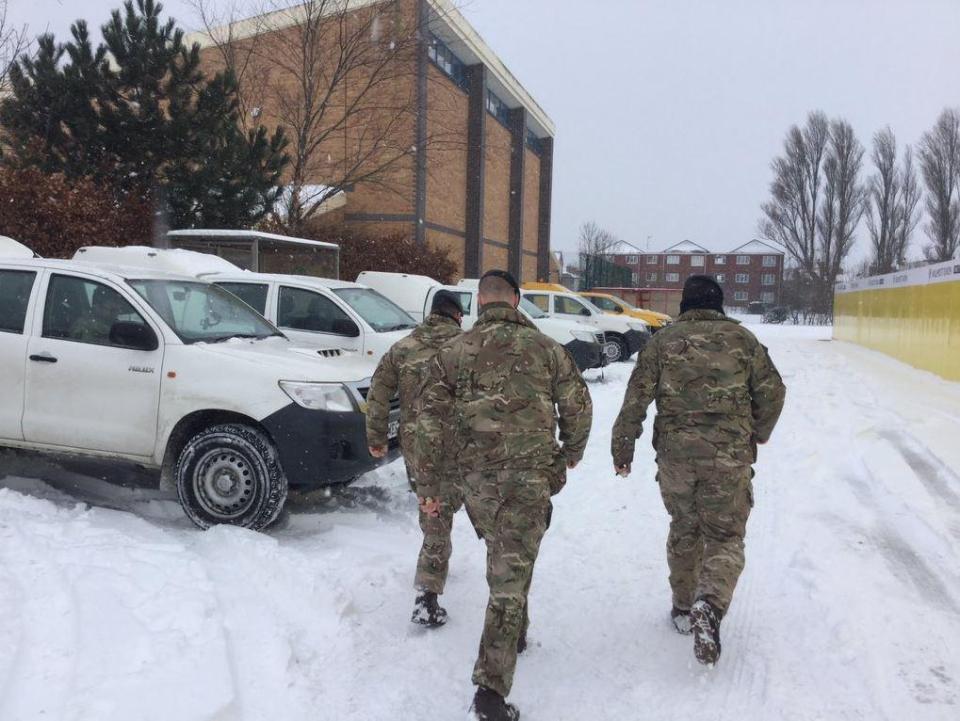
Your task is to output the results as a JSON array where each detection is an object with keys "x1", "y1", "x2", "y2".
[
  {"x1": 480, "y1": 269, "x2": 520, "y2": 295},
  {"x1": 431, "y1": 289, "x2": 464, "y2": 319},
  {"x1": 680, "y1": 275, "x2": 724, "y2": 315}
]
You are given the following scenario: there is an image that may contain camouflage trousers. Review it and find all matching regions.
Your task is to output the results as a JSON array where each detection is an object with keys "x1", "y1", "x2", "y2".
[
  {"x1": 657, "y1": 460, "x2": 753, "y2": 615},
  {"x1": 462, "y1": 469, "x2": 552, "y2": 698},
  {"x1": 415, "y1": 483, "x2": 464, "y2": 594}
]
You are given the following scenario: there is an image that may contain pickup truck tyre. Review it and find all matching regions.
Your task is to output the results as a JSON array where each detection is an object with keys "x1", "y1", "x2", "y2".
[
  {"x1": 606, "y1": 334, "x2": 628, "y2": 363},
  {"x1": 176, "y1": 423, "x2": 288, "y2": 531}
]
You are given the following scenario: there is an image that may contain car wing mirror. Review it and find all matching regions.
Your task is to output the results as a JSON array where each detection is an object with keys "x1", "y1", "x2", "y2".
[
  {"x1": 110, "y1": 321, "x2": 159, "y2": 351},
  {"x1": 332, "y1": 319, "x2": 361, "y2": 338}
]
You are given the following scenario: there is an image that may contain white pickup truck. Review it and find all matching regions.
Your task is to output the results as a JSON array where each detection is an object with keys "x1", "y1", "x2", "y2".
[
  {"x1": 0, "y1": 253, "x2": 401, "y2": 530},
  {"x1": 357, "y1": 271, "x2": 608, "y2": 371}
]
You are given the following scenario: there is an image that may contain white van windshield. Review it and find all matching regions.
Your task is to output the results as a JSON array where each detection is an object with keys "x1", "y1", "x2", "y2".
[
  {"x1": 519, "y1": 297, "x2": 547, "y2": 319},
  {"x1": 129, "y1": 279, "x2": 282, "y2": 343},
  {"x1": 333, "y1": 288, "x2": 417, "y2": 332}
]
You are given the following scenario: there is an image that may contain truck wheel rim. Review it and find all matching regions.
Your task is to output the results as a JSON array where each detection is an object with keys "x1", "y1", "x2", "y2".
[
  {"x1": 194, "y1": 449, "x2": 257, "y2": 520},
  {"x1": 604, "y1": 342, "x2": 621, "y2": 362}
]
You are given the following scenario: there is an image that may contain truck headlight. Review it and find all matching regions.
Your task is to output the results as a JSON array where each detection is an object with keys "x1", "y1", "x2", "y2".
[
  {"x1": 279, "y1": 381, "x2": 356, "y2": 412},
  {"x1": 570, "y1": 330, "x2": 597, "y2": 343},
  {"x1": 628, "y1": 322, "x2": 650, "y2": 333}
]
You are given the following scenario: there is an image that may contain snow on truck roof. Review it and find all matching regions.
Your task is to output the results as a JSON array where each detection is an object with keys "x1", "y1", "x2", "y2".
[
  {"x1": 3, "y1": 256, "x2": 200, "y2": 283},
  {"x1": 0, "y1": 236, "x2": 37, "y2": 258},
  {"x1": 73, "y1": 246, "x2": 242, "y2": 276}
]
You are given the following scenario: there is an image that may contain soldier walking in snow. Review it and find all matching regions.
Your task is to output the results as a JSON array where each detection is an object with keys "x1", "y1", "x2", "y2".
[
  {"x1": 415, "y1": 270, "x2": 592, "y2": 721},
  {"x1": 611, "y1": 275, "x2": 786, "y2": 666},
  {"x1": 366, "y1": 290, "x2": 465, "y2": 627}
]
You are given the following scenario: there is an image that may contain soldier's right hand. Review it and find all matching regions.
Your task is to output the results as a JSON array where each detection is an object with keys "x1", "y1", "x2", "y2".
[
  {"x1": 614, "y1": 462, "x2": 631, "y2": 477},
  {"x1": 418, "y1": 496, "x2": 441, "y2": 518},
  {"x1": 368, "y1": 445, "x2": 387, "y2": 458}
]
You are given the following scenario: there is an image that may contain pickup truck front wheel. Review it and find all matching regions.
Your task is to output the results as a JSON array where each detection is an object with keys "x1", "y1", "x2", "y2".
[{"x1": 176, "y1": 423, "x2": 288, "y2": 531}]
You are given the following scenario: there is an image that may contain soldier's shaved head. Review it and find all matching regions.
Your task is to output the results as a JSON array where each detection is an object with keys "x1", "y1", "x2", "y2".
[{"x1": 478, "y1": 270, "x2": 520, "y2": 307}]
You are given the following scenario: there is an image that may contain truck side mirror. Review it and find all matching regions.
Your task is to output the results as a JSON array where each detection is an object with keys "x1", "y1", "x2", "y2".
[{"x1": 110, "y1": 321, "x2": 159, "y2": 351}]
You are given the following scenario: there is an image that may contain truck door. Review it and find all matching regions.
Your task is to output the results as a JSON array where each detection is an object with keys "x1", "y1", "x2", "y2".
[
  {"x1": 0, "y1": 268, "x2": 39, "y2": 440},
  {"x1": 276, "y1": 285, "x2": 362, "y2": 351},
  {"x1": 22, "y1": 272, "x2": 164, "y2": 457}
]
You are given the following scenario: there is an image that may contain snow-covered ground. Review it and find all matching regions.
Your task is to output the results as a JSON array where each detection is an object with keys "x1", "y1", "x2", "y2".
[{"x1": 1, "y1": 322, "x2": 958, "y2": 720}]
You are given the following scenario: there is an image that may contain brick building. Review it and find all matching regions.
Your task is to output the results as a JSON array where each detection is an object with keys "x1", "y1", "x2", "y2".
[
  {"x1": 608, "y1": 239, "x2": 786, "y2": 307},
  {"x1": 191, "y1": 0, "x2": 555, "y2": 282}
]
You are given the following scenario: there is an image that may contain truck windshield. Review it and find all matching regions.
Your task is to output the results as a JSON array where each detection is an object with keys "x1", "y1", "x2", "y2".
[
  {"x1": 519, "y1": 297, "x2": 547, "y2": 319},
  {"x1": 333, "y1": 288, "x2": 417, "y2": 332},
  {"x1": 129, "y1": 279, "x2": 282, "y2": 344}
]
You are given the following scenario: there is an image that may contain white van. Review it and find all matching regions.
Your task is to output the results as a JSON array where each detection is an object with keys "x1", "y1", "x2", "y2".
[
  {"x1": 521, "y1": 285, "x2": 650, "y2": 362},
  {"x1": 74, "y1": 247, "x2": 418, "y2": 364},
  {"x1": 0, "y1": 255, "x2": 400, "y2": 531},
  {"x1": 358, "y1": 271, "x2": 607, "y2": 371}
]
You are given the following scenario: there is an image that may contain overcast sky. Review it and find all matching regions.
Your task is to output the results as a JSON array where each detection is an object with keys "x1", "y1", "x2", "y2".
[{"x1": 8, "y1": 0, "x2": 960, "y2": 260}]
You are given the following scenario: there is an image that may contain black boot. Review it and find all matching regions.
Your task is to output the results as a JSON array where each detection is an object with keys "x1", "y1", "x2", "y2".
[
  {"x1": 516, "y1": 627, "x2": 527, "y2": 654},
  {"x1": 671, "y1": 606, "x2": 693, "y2": 635},
  {"x1": 691, "y1": 598, "x2": 722, "y2": 665},
  {"x1": 471, "y1": 686, "x2": 520, "y2": 721},
  {"x1": 411, "y1": 590, "x2": 448, "y2": 627}
]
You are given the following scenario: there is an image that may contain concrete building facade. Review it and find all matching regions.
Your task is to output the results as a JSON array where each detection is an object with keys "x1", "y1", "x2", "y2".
[
  {"x1": 608, "y1": 239, "x2": 786, "y2": 308},
  {"x1": 191, "y1": 0, "x2": 555, "y2": 282}
]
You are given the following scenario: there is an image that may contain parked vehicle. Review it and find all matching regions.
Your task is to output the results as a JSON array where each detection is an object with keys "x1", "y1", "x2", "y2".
[
  {"x1": 521, "y1": 283, "x2": 651, "y2": 362},
  {"x1": 579, "y1": 291, "x2": 672, "y2": 331},
  {"x1": 763, "y1": 306, "x2": 791, "y2": 324},
  {"x1": 0, "y1": 254, "x2": 400, "y2": 531},
  {"x1": 73, "y1": 246, "x2": 418, "y2": 364},
  {"x1": 0, "y1": 236, "x2": 37, "y2": 259},
  {"x1": 357, "y1": 271, "x2": 607, "y2": 371}
]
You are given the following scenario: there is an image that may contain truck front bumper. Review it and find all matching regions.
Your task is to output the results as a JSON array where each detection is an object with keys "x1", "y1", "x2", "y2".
[
  {"x1": 564, "y1": 340, "x2": 604, "y2": 371},
  {"x1": 261, "y1": 404, "x2": 402, "y2": 488},
  {"x1": 624, "y1": 329, "x2": 650, "y2": 358}
]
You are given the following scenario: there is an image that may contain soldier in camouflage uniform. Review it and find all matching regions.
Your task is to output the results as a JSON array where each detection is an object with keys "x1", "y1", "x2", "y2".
[
  {"x1": 611, "y1": 275, "x2": 785, "y2": 666},
  {"x1": 366, "y1": 290, "x2": 465, "y2": 627},
  {"x1": 415, "y1": 270, "x2": 592, "y2": 721}
]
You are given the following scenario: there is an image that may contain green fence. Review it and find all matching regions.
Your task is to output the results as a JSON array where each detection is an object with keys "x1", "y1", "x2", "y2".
[{"x1": 580, "y1": 253, "x2": 632, "y2": 291}]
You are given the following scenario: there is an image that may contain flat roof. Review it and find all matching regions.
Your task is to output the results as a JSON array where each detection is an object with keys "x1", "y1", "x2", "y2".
[
  {"x1": 185, "y1": 0, "x2": 555, "y2": 139},
  {"x1": 168, "y1": 229, "x2": 339, "y2": 250}
]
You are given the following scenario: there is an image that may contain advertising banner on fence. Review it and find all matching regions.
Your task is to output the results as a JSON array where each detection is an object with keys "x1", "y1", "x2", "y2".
[{"x1": 836, "y1": 258, "x2": 960, "y2": 294}]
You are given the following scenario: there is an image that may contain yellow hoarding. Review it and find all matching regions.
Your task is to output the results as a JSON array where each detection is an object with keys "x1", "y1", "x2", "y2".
[{"x1": 833, "y1": 260, "x2": 960, "y2": 381}]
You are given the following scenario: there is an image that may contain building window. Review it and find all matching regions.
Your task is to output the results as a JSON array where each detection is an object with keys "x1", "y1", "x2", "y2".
[
  {"x1": 626, "y1": 255, "x2": 639, "y2": 265},
  {"x1": 715, "y1": 273, "x2": 725, "y2": 284},
  {"x1": 525, "y1": 127, "x2": 544, "y2": 155},
  {"x1": 714, "y1": 255, "x2": 726, "y2": 265},
  {"x1": 646, "y1": 272, "x2": 657, "y2": 282},
  {"x1": 665, "y1": 272, "x2": 680, "y2": 282},
  {"x1": 737, "y1": 255, "x2": 750, "y2": 265},
  {"x1": 761, "y1": 292, "x2": 775, "y2": 303},
  {"x1": 736, "y1": 273, "x2": 749, "y2": 284},
  {"x1": 691, "y1": 255, "x2": 705, "y2": 267},
  {"x1": 646, "y1": 255, "x2": 658, "y2": 264},
  {"x1": 428, "y1": 34, "x2": 468, "y2": 90},
  {"x1": 762, "y1": 274, "x2": 776, "y2": 286},
  {"x1": 666, "y1": 255, "x2": 680, "y2": 265},
  {"x1": 734, "y1": 291, "x2": 748, "y2": 302},
  {"x1": 631, "y1": 272, "x2": 639, "y2": 285},
  {"x1": 763, "y1": 255, "x2": 777, "y2": 267},
  {"x1": 486, "y1": 89, "x2": 511, "y2": 126}
]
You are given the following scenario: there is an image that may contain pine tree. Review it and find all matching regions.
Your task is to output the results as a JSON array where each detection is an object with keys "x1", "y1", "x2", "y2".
[{"x1": 0, "y1": 0, "x2": 288, "y2": 229}]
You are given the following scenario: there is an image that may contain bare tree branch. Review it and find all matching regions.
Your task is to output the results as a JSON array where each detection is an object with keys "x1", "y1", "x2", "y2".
[
  {"x1": 918, "y1": 107, "x2": 960, "y2": 262},
  {"x1": 0, "y1": 0, "x2": 30, "y2": 93}
]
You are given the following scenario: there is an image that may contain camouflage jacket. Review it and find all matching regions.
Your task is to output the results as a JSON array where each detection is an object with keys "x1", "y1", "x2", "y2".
[
  {"x1": 611, "y1": 309, "x2": 786, "y2": 467},
  {"x1": 413, "y1": 303, "x2": 593, "y2": 498},
  {"x1": 365, "y1": 314, "x2": 462, "y2": 456}
]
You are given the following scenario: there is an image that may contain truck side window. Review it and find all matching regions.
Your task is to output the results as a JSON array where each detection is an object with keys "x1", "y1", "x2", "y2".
[
  {"x1": 278, "y1": 286, "x2": 355, "y2": 336},
  {"x1": 555, "y1": 296, "x2": 592, "y2": 317},
  {"x1": 216, "y1": 282, "x2": 269, "y2": 315},
  {"x1": 43, "y1": 275, "x2": 149, "y2": 347},
  {"x1": 524, "y1": 294, "x2": 549, "y2": 313},
  {"x1": 0, "y1": 270, "x2": 36, "y2": 334}
]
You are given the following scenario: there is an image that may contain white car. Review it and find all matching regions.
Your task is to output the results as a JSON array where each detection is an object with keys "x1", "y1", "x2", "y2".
[
  {"x1": 0, "y1": 255, "x2": 401, "y2": 531},
  {"x1": 520, "y1": 286, "x2": 650, "y2": 362},
  {"x1": 357, "y1": 271, "x2": 607, "y2": 371},
  {"x1": 73, "y1": 246, "x2": 418, "y2": 364}
]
